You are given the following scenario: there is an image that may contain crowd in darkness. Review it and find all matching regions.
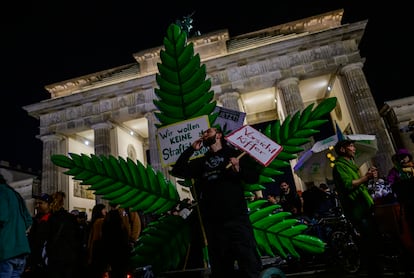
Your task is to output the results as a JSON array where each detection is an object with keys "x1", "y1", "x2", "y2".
[
  {"x1": 258, "y1": 135, "x2": 414, "y2": 278},
  {"x1": 1, "y1": 132, "x2": 414, "y2": 278},
  {"x1": 0, "y1": 187, "x2": 142, "y2": 278}
]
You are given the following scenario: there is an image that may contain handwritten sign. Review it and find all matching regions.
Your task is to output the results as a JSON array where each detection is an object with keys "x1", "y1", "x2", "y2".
[
  {"x1": 156, "y1": 116, "x2": 210, "y2": 167},
  {"x1": 225, "y1": 125, "x2": 283, "y2": 167}
]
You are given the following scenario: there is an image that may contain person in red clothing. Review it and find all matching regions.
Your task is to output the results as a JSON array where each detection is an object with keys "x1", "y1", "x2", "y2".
[{"x1": 26, "y1": 193, "x2": 52, "y2": 276}]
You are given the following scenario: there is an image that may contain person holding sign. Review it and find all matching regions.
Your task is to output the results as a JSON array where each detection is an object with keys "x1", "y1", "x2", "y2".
[{"x1": 171, "y1": 127, "x2": 262, "y2": 278}]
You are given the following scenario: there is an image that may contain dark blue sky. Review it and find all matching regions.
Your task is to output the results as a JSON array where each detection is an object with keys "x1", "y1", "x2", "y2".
[{"x1": 0, "y1": 1, "x2": 409, "y2": 172}]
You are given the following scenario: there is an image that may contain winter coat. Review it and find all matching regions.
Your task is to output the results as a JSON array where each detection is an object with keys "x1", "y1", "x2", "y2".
[{"x1": 0, "y1": 183, "x2": 33, "y2": 261}]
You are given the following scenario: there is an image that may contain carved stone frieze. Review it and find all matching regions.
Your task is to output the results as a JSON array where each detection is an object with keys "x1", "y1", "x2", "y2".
[
  {"x1": 208, "y1": 40, "x2": 361, "y2": 88},
  {"x1": 66, "y1": 107, "x2": 81, "y2": 120},
  {"x1": 36, "y1": 89, "x2": 156, "y2": 137}
]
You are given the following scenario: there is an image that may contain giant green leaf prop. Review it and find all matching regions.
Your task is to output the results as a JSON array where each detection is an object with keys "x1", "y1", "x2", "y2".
[
  {"x1": 51, "y1": 22, "x2": 336, "y2": 275},
  {"x1": 153, "y1": 23, "x2": 218, "y2": 128}
]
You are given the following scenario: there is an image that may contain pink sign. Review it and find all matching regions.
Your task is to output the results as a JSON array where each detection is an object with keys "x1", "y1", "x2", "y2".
[{"x1": 225, "y1": 125, "x2": 283, "y2": 167}]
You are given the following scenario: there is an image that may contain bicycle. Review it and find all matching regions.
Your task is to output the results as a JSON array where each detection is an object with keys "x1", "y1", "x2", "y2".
[{"x1": 301, "y1": 208, "x2": 361, "y2": 274}]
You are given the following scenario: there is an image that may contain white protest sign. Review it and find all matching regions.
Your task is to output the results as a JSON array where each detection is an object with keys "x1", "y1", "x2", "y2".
[
  {"x1": 225, "y1": 125, "x2": 283, "y2": 167},
  {"x1": 156, "y1": 115, "x2": 210, "y2": 167}
]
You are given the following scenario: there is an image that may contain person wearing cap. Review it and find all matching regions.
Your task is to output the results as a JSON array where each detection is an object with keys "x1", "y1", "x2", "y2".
[
  {"x1": 332, "y1": 139, "x2": 383, "y2": 277},
  {"x1": 0, "y1": 174, "x2": 33, "y2": 277},
  {"x1": 171, "y1": 127, "x2": 262, "y2": 278},
  {"x1": 26, "y1": 193, "x2": 52, "y2": 276}
]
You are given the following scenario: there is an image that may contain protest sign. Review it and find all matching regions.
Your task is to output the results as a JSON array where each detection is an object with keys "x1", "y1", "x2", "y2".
[
  {"x1": 213, "y1": 106, "x2": 246, "y2": 133},
  {"x1": 225, "y1": 125, "x2": 283, "y2": 167},
  {"x1": 156, "y1": 115, "x2": 210, "y2": 167}
]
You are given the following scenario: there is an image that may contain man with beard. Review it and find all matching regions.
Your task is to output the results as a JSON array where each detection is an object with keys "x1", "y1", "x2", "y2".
[{"x1": 171, "y1": 127, "x2": 262, "y2": 278}]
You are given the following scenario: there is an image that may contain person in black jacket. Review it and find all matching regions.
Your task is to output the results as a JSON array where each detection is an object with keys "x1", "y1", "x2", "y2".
[
  {"x1": 101, "y1": 203, "x2": 130, "y2": 278},
  {"x1": 26, "y1": 193, "x2": 52, "y2": 276},
  {"x1": 46, "y1": 191, "x2": 82, "y2": 278},
  {"x1": 278, "y1": 181, "x2": 303, "y2": 217},
  {"x1": 171, "y1": 127, "x2": 262, "y2": 278}
]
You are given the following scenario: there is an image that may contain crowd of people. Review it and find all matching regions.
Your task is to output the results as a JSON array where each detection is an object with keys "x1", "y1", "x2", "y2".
[
  {"x1": 259, "y1": 138, "x2": 414, "y2": 278},
  {"x1": 0, "y1": 182, "x2": 142, "y2": 278},
  {"x1": 1, "y1": 130, "x2": 414, "y2": 278},
  {"x1": 262, "y1": 180, "x2": 337, "y2": 221}
]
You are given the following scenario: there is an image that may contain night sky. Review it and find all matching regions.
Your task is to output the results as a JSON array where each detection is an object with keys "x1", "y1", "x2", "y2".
[{"x1": 0, "y1": 1, "x2": 409, "y2": 172}]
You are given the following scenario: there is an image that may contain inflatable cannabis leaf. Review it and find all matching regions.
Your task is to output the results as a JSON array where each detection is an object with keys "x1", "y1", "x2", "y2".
[
  {"x1": 153, "y1": 23, "x2": 218, "y2": 128},
  {"x1": 249, "y1": 200, "x2": 325, "y2": 259},
  {"x1": 242, "y1": 98, "x2": 336, "y2": 259},
  {"x1": 243, "y1": 97, "x2": 337, "y2": 194},
  {"x1": 51, "y1": 154, "x2": 180, "y2": 214},
  {"x1": 130, "y1": 214, "x2": 192, "y2": 273},
  {"x1": 51, "y1": 22, "x2": 336, "y2": 275}
]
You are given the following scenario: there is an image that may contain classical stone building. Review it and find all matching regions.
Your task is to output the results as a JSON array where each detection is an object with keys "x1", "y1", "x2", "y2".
[
  {"x1": 0, "y1": 161, "x2": 40, "y2": 215},
  {"x1": 380, "y1": 96, "x2": 414, "y2": 154},
  {"x1": 24, "y1": 9, "x2": 394, "y2": 214}
]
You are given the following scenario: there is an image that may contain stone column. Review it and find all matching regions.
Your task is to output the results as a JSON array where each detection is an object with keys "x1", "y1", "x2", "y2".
[
  {"x1": 145, "y1": 112, "x2": 161, "y2": 170},
  {"x1": 91, "y1": 122, "x2": 113, "y2": 204},
  {"x1": 277, "y1": 77, "x2": 312, "y2": 157},
  {"x1": 218, "y1": 92, "x2": 241, "y2": 111},
  {"x1": 145, "y1": 112, "x2": 171, "y2": 179},
  {"x1": 40, "y1": 134, "x2": 66, "y2": 197},
  {"x1": 91, "y1": 122, "x2": 113, "y2": 156},
  {"x1": 340, "y1": 62, "x2": 394, "y2": 174},
  {"x1": 277, "y1": 77, "x2": 305, "y2": 115}
]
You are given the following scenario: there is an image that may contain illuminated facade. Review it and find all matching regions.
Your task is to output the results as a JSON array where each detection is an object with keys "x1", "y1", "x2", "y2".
[
  {"x1": 24, "y1": 9, "x2": 394, "y2": 214},
  {"x1": 380, "y1": 96, "x2": 414, "y2": 154}
]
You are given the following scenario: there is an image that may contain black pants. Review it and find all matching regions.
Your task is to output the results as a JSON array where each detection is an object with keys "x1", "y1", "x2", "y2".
[{"x1": 205, "y1": 215, "x2": 262, "y2": 278}]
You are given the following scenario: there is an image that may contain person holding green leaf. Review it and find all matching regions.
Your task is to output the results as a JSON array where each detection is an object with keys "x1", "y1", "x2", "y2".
[{"x1": 171, "y1": 127, "x2": 262, "y2": 278}]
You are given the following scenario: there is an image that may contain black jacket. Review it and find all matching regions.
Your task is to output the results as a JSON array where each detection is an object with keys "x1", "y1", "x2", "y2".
[{"x1": 171, "y1": 144, "x2": 259, "y2": 222}]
